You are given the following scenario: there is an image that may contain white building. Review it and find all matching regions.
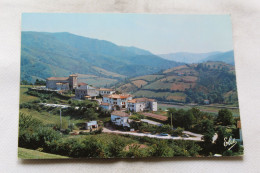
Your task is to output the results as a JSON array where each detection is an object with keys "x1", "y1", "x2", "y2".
[
  {"x1": 97, "y1": 88, "x2": 115, "y2": 96},
  {"x1": 102, "y1": 94, "x2": 132, "y2": 110},
  {"x1": 85, "y1": 121, "x2": 98, "y2": 130},
  {"x1": 75, "y1": 84, "x2": 99, "y2": 99},
  {"x1": 127, "y1": 98, "x2": 157, "y2": 112},
  {"x1": 111, "y1": 111, "x2": 130, "y2": 128}
]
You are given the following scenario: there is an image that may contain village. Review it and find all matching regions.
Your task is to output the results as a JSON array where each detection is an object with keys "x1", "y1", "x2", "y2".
[{"x1": 26, "y1": 73, "x2": 208, "y2": 141}]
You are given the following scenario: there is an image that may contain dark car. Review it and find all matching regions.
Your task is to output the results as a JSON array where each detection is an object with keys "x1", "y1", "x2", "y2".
[
  {"x1": 181, "y1": 134, "x2": 189, "y2": 138},
  {"x1": 171, "y1": 133, "x2": 179, "y2": 137}
]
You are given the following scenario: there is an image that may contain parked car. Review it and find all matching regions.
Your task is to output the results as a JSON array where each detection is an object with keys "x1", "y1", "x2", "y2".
[
  {"x1": 160, "y1": 133, "x2": 169, "y2": 136},
  {"x1": 181, "y1": 134, "x2": 189, "y2": 138},
  {"x1": 171, "y1": 133, "x2": 179, "y2": 137},
  {"x1": 151, "y1": 131, "x2": 156, "y2": 135}
]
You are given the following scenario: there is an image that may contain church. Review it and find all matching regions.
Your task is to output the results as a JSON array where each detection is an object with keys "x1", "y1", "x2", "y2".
[{"x1": 46, "y1": 74, "x2": 78, "y2": 90}]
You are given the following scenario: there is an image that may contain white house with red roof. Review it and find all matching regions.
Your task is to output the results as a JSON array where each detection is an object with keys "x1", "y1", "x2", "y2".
[
  {"x1": 101, "y1": 94, "x2": 132, "y2": 110},
  {"x1": 75, "y1": 83, "x2": 99, "y2": 99},
  {"x1": 127, "y1": 98, "x2": 157, "y2": 112},
  {"x1": 111, "y1": 111, "x2": 130, "y2": 127},
  {"x1": 97, "y1": 88, "x2": 115, "y2": 96}
]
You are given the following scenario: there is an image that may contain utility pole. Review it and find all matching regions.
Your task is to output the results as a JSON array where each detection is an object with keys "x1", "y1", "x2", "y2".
[
  {"x1": 60, "y1": 108, "x2": 62, "y2": 130},
  {"x1": 171, "y1": 112, "x2": 173, "y2": 128}
]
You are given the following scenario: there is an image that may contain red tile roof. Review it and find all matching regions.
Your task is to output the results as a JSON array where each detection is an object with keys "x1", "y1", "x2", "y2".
[
  {"x1": 101, "y1": 102, "x2": 110, "y2": 106},
  {"x1": 111, "y1": 111, "x2": 130, "y2": 117},
  {"x1": 97, "y1": 88, "x2": 114, "y2": 91},
  {"x1": 128, "y1": 98, "x2": 156, "y2": 103},
  {"x1": 103, "y1": 94, "x2": 132, "y2": 99},
  {"x1": 47, "y1": 77, "x2": 69, "y2": 81},
  {"x1": 78, "y1": 82, "x2": 88, "y2": 86}
]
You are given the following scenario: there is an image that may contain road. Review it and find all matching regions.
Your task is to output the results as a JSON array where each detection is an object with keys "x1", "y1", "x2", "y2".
[{"x1": 103, "y1": 127, "x2": 203, "y2": 141}]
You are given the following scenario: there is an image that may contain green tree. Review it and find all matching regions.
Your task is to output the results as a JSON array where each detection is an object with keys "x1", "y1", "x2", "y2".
[
  {"x1": 214, "y1": 126, "x2": 232, "y2": 154},
  {"x1": 151, "y1": 141, "x2": 173, "y2": 157},
  {"x1": 107, "y1": 136, "x2": 126, "y2": 158},
  {"x1": 183, "y1": 110, "x2": 195, "y2": 130},
  {"x1": 200, "y1": 119, "x2": 215, "y2": 144},
  {"x1": 216, "y1": 109, "x2": 234, "y2": 126}
]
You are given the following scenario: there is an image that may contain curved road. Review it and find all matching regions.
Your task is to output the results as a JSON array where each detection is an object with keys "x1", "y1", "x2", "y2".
[{"x1": 103, "y1": 127, "x2": 203, "y2": 141}]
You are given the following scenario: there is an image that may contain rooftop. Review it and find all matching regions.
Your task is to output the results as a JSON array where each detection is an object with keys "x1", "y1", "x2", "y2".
[
  {"x1": 69, "y1": 74, "x2": 78, "y2": 77},
  {"x1": 103, "y1": 94, "x2": 132, "y2": 99},
  {"x1": 111, "y1": 111, "x2": 130, "y2": 117},
  {"x1": 101, "y1": 102, "x2": 110, "y2": 106},
  {"x1": 97, "y1": 88, "x2": 114, "y2": 91},
  {"x1": 47, "y1": 77, "x2": 69, "y2": 81},
  {"x1": 78, "y1": 82, "x2": 88, "y2": 86},
  {"x1": 128, "y1": 98, "x2": 156, "y2": 103}
]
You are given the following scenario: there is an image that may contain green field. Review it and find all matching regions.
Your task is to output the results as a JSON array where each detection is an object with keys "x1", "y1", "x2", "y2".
[
  {"x1": 143, "y1": 80, "x2": 172, "y2": 90},
  {"x1": 134, "y1": 90, "x2": 186, "y2": 102},
  {"x1": 131, "y1": 75, "x2": 164, "y2": 82},
  {"x1": 18, "y1": 147, "x2": 69, "y2": 159},
  {"x1": 158, "y1": 103, "x2": 240, "y2": 116}
]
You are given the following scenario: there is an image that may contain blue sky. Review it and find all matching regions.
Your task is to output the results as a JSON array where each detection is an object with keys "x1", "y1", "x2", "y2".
[{"x1": 22, "y1": 13, "x2": 233, "y2": 54}]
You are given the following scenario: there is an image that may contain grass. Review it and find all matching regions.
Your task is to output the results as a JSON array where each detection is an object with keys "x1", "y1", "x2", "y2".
[
  {"x1": 20, "y1": 86, "x2": 39, "y2": 104},
  {"x1": 18, "y1": 147, "x2": 69, "y2": 159},
  {"x1": 19, "y1": 85, "x2": 87, "y2": 127}
]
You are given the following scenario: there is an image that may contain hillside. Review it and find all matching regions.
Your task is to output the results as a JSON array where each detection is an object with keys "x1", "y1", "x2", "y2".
[
  {"x1": 117, "y1": 62, "x2": 238, "y2": 105},
  {"x1": 21, "y1": 31, "x2": 182, "y2": 84},
  {"x1": 158, "y1": 50, "x2": 234, "y2": 65},
  {"x1": 202, "y1": 50, "x2": 235, "y2": 65}
]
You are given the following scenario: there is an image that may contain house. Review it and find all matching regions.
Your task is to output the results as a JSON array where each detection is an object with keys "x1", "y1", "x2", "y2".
[
  {"x1": 75, "y1": 84, "x2": 99, "y2": 99},
  {"x1": 97, "y1": 88, "x2": 115, "y2": 96},
  {"x1": 46, "y1": 74, "x2": 78, "y2": 90},
  {"x1": 127, "y1": 98, "x2": 157, "y2": 112},
  {"x1": 100, "y1": 102, "x2": 112, "y2": 110},
  {"x1": 102, "y1": 94, "x2": 132, "y2": 110},
  {"x1": 111, "y1": 111, "x2": 130, "y2": 128},
  {"x1": 85, "y1": 121, "x2": 98, "y2": 130},
  {"x1": 204, "y1": 100, "x2": 210, "y2": 104}
]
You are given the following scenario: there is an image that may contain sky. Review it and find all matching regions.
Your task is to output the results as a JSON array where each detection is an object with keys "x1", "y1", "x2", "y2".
[{"x1": 22, "y1": 13, "x2": 233, "y2": 54}]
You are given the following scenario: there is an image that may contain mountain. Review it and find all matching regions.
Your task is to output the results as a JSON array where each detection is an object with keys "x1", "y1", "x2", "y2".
[
  {"x1": 117, "y1": 61, "x2": 238, "y2": 105},
  {"x1": 21, "y1": 31, "x2": 182, "y2": 84},
  {"x1": 158, "y1": 50, "x2": 234, "y2": 65},
  {"x1": 202, "y1": 50, "x2": 235, "y2": 65},
  {"x1": 158, "y1": 52, "x2": 221, "y2": 63}
]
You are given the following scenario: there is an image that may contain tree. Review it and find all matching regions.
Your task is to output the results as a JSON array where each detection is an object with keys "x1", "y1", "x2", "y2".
[
  {"x1": 34, "y1": 79, "x2": 46, "y2": 85},
  {"x1": 214, "y1": 126, "x2": 232, "y2": 154},
  {"x1": 84, "y1": 109, "x2": 98, "y2": 120},
  {"x1": 191, "y1": 107, "x2": 202, "y2": 123},
  {"x1": 182, "y1": 110, "x2": 195, "y2": 130},
  {"x1": 200, "y1": 119, "x2": 215, "y2": 144},
  {"x1": 151, "y1": 141, "x2": 173, "y2": 157},
  {"x1": 216, "y1": 109, "x2": 234, "y2": 126}
]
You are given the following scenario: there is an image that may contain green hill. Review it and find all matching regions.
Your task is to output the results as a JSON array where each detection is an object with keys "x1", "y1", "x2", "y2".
[
  {"x1": 21, "y1": 31, "x2": 182, "y2": 84},
  {"x1": 117, "y1": 62, "x2": 238, "y2": 105}
]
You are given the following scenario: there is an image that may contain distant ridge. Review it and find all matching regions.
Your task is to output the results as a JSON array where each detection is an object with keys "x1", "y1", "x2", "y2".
[
  {"x1": 21, "y1": 31, "x2": 182, "y2": 84},
  {"x1": 158, "y1": 50, "x2": 234, "y2": 65}
]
